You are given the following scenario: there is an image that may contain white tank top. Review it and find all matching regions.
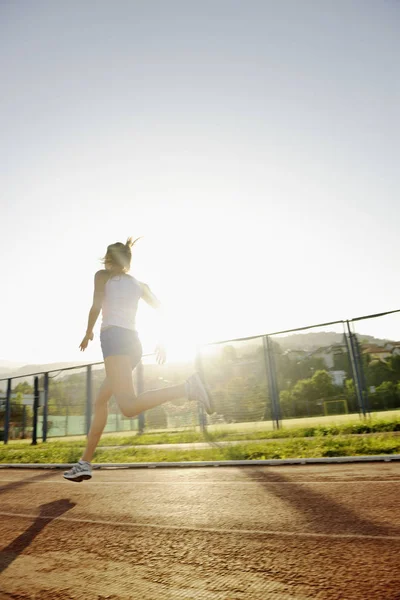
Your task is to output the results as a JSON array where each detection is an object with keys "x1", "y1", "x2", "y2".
[{"x1": 101, "y1": 274, "x2": 142, "y2": 331}]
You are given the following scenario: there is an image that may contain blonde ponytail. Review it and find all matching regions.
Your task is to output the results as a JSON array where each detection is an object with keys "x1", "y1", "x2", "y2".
[
  {"x1": 102, "y1": 236, "x2": 143, "y2": 272},
  {"x1": 125, "y1": 236, "x2": 143, "y2": 249}
]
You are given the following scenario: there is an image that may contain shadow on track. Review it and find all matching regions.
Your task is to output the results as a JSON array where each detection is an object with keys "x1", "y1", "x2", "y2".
[
  {"x1": 0, "y1": 498, "x2": 76, "y2": 574},
  {"x1": 243, "y1": 467, "x2": 400, "y2": 538},
  {"x1": 0, "y1": 470, "x2": 60, "y2": 497}
]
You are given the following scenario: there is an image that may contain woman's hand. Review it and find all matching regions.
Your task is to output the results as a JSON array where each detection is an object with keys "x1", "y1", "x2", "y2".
[
  {"x1": 155, "y1": 343, "x2": 167, "y2": 365},
  {"x1": 79, "y1": 332, "x2": 94, "y2": 352}
]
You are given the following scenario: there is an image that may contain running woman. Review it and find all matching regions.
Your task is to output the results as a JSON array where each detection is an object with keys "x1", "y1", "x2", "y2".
[{"x1": 63, "y1": 237, "x2": 213, "y2": 482}]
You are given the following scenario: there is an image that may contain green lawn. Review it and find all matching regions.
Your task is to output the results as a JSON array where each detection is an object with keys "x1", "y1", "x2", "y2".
[
  {"x1": 33, "y1": 408, "x2": 400, "y2": 444},
  {"x1": 1, "y1": 416, "x2": 400, "y2": 464},
  {"x1": 5, "y1": 412, "x2": 400, "y2": 448},
  {"x1": 0, "y1": 434, "x2": 399, "y2": 464},
  {"x1": 207, "y1": 409, "x2": 400, "y2": 433}
]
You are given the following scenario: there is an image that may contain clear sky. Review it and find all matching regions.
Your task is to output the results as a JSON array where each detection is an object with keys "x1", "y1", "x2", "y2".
[{"x1": 1, "y1": 0, "x2": 399, "y2": 365}]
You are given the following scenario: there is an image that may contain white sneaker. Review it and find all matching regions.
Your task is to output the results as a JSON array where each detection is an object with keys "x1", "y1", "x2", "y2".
[
  {"x1": 63, "y1": 461, "x2": 92, "y2": 482},
  {"x1": 186, "y1": 373, "x2": 215, "y2": 415}
]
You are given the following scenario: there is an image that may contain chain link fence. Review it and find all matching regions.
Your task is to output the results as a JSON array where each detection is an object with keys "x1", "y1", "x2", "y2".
[{"x1": 1, "y1": 309, "x2": 400, "y2": 443}]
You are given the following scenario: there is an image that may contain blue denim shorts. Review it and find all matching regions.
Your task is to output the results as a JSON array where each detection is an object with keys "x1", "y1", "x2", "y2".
[{"x1": 100, "y1": 327, "x2": 142, "y2": 369}]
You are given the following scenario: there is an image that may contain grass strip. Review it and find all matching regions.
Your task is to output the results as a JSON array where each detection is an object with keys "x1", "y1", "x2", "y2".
[
  {"x1": 1, "y1": 434, "x2": 400, "y2": 464},
  {"x1": 41, "y1": 417, "x2": 400, "y2": 447}
]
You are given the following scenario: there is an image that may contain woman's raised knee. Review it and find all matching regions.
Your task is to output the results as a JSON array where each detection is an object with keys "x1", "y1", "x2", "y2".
[
  {"x1": 115, "y1": 395, "x2": 138, "y2": 418},
  {"x1": 121, "y1": 407, "x2": 139, "y2": 418}
]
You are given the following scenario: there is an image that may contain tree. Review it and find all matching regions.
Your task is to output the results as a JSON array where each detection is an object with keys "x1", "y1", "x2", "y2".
[
  {"x1": 279, "y1": 390, "x2": 293, "y2": 418},
  {"x1": 390, "y1": 355, "x2": 400, "y2": 380},
  {"x1": 277, "y1": 370, "x2": 339, "y2": 418},
  {"x1": 274, "y1": 353, "x2": 327, "y2": 391},
  {"x1": 14, "y1": 382, "x2": 33, "y2": 394},
  {"x1": 365, "y1": 358, "x2": 393, "y2": 388},
  {"x1": 333, "y1": 349, "x2": 351, "y2": 374},
  {"x1": 213, "y1": 376, "x2": 266, "y2": 423},
  {"x1": 0, "y1": 389, "x2": 29, "y2": 437},
  {"x1": 372, "y1": 381, "x2": 400, "y2": 411},
  {"x1": 345, "y1": 379, "x2": 357, "y2": 411},
  {"x1": 221, "y1": 345, "x2": 237, "y2": 364},
  {"x1": 311, "y1": 370, "x2": 336, "y2": 399},
  {"x1": 291, "y1": 378, "x2": 319, "y2": 417}
]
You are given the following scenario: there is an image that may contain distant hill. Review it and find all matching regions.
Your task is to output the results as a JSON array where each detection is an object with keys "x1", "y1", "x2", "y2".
[
  {"x1": 0, "y1": 360, "x2": 25, "y2": 369},
  {"x1": 0, "y1": 330, "x2": 395, "y2": 380},
  {"x1": 0, "y1": 361, "x2": 26, "y2": 380},
  {"x1": 236, "y1": 331, "x2": 393, "y2": 355},
  {"x1": 0, "y1": 361, "x2": 93, "y2": 380},
  {"x1": 274, "y1": 331, "x2": 391, "y2": 351}
]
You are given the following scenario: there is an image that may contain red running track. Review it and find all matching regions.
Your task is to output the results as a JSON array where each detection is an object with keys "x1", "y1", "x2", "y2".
[{"x1": 0, "y1": 463, "x2": 400, "y2": 599}]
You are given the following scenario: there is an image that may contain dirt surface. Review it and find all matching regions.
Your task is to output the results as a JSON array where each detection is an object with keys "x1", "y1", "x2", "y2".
[{"x1": 0, "y1": 463, "x2": 400, "y2": 599}]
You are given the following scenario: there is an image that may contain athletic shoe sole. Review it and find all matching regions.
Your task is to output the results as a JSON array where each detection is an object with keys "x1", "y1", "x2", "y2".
[{"x1": 63, "y1": 473, "x2": 92, "y2": 483}]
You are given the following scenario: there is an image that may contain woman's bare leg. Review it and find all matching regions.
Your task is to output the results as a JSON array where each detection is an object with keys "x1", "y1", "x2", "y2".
[
  {"x1": 81, "y1": 378, "x2": 113, "y2": 462},
  {"x1": 104, "y1": 356, "x2": 186, "y2": 418}
]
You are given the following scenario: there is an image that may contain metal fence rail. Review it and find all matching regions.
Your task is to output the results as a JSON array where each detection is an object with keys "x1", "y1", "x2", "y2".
[{"x1": 1, "y1": 309, "x2": 400, "y2": 444}]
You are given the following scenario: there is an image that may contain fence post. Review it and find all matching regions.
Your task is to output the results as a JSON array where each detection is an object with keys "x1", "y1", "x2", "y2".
[
  {"x1": 22, "y1": 405, "x2": 26, "y2": 439},
  {"x1": 116, "y1": 409, "x2": 120, "y2": 432},
  {"x1": 65, "y1": 404, "x2": 69, "y2": 436},
  {"x1": 4, "y1": 379, "x2": 12, "y2": 444},
  {"x1": 263, "y1": 336, "x2": 281, "y2": 429},
  {"x1": 32, "y1": 376, "x2": 39, "y2": 445},
  {"x1": 42, "y1": 372, "x2": 49, "y2": 442},
  {"x1": 86, "y1": 365, "x2": 92, "y2": 435},
  {"x1": 195, "y1": 350, "x2": 208, "y2": 434},
  {"x1": 136, "y1": 361, "x2": 145, "y2": 434},
  {"x1": 346, "y1": 321, "x2": 367, "y2": 418},
  {"x1": 354, "y1": 333, "x2": 370, "y2": 414}
]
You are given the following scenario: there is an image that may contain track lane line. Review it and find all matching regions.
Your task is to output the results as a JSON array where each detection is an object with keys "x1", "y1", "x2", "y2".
[
  {"x1": 1, "y1": 510, "x2": 399, "y2": 541},
  {"x1": 1, "y1": 478, "x2": 400, "y2": 486}
]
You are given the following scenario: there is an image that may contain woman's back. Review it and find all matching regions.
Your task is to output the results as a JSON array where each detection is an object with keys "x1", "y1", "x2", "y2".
[{"x1": 101, "y1": 273, "x2": 142, "y2": 331}]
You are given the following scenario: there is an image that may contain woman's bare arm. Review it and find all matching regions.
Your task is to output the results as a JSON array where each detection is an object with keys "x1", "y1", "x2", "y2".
[
  {"x1": 140, "y1": 282, "x2": 162, "y2": 309},
  {"x1": 140, "y1": 282, "x2": 166, "y2": 364},
  {"x1": 80, "y1": 270, "x2": 108, "y2": 351}
]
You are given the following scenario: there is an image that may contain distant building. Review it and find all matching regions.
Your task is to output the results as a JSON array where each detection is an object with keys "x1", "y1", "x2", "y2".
[
  {"x1": 283, "y1": 349, "x2": 308, "y2": 362},
  {"x1": 283, "y1": 344, "x2": 348, "y2": 371},
  {"x1": 384, "y1": 342, "x2": 400, "y2": 356},
  {"x1": 361, "y1": 344, "x2": 393, "y2": 362},
  {"x1": 330, "y1": 370, "x2": 346, "y2": 387},
  {"x1": 310, "y1": 344, "x2": 347, "y2": 370},
  {"x1": 312, "y1": 348, "x2": 335, "y2": 369}
]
